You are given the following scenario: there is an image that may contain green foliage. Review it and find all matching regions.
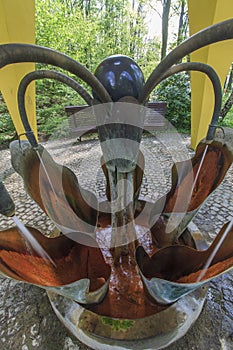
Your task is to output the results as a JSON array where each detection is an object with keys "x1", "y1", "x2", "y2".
[
  {"x1": 35, "y1": 0, "x2": 159, "y2": 73},
  {"x1": 35, "y1": 78, "x2": 83, "y2": 138},
  {"x1": 0, "y1": 95, "x2": 16, "y2": 146},
  {"x1": 155, "y1": 72, "x2": 191, "y2": 132},
  {"x1": 219, "y1": 93, "x2": 233, "y2": 128},
  {"x1": 220, "y1": 113, "x2": 233, "y2": 128},
  {"x1": 0, "y1": 0, "x2": 162, "y2": 142},
  {"x1": 33, "y1": 0, "x2": 161, "y2": 138}
]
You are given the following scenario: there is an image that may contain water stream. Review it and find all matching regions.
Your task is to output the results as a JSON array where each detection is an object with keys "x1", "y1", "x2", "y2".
[
  {"x1": 35, "y1": 150, "x2": 57, "y2": 198},
  {"x1": 12, "y1": 215, "x2": 56, "y2": 266},
  {"x1": 196, "y1": 220, "x2": 233, "y2": 282},
  {"x1": 186, "y1": 143, "x2": 233, "y2": 282},
  {"x1": 190, "y1": 144, "x2": 209, "y2": 195},
  {"x1": 189, "y1": 143, "x2": 233, "y2": 282}
]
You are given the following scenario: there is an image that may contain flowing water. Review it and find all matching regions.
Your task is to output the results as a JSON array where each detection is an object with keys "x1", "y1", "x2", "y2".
[
  {"x1": 190, "y1": 144, "x2": 209, "y2": 195},
  {"x1": 12, "y1": 215, "x2": 56, "y2": 266},
  {"x1": 189, "y1": 143, "x2": 233, "y2": 282},
  {"x1": 35, "y1": 150, "x2": 57, "y2": 198},
  {"x1": 187, "y1": 143, "x2": 233, "y2": 283},
  {"x1": 196, "y1": 220, "x2": 233, "y2": 282}
]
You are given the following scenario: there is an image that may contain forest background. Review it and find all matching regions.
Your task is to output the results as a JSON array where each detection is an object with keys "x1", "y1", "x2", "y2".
[{"x1": 0, "y1": 0, "x2": 232, "y2": 145}]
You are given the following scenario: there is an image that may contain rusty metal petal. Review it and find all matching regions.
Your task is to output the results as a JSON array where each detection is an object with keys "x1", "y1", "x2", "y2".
[
  {"x1": 136, "y1": 221, "x2": 233, "y2": 304},
  {"x1": 10, "y1": 140, "x2": 97, "y2": 237},
  {"x1": 150, "y1": 140, "x2": 233, "y2": 246},
  {"x1": 0, "y1": 226, "x2": 110, "y2": 304}
]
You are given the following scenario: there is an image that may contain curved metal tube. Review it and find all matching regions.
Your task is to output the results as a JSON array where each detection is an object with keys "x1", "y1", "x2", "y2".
[
  {"x1": 154, "y1": 62, "x2": 222, "y2": 142},
  {"x1": 139, "y1": 18, "x2": 233, "y2": 104},
  {"x1": 0, "y1": 43, "x2": 112, "y2": 103},
  {"x1": 17, "y1": 70, "x2": 94, "y2": 147}
]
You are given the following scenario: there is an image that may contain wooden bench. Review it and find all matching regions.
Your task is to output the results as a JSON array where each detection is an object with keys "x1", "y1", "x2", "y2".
[{"x1": 65, "y1": 102, "x2": 167, "y2": 141}]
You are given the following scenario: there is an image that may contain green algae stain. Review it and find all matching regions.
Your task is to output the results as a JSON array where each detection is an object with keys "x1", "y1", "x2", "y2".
[{"x1": 101, "y1": 317, "x2": 134, "y2": 331}]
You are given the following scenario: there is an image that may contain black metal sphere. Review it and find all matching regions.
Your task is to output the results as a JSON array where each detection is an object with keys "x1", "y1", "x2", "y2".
[{"x1": 93, "y1": 55, "x2": 144, "y2": 102}]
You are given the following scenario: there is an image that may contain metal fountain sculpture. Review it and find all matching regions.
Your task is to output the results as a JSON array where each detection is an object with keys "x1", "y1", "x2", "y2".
[{"x1": 0, "y1": 19, "x2": 233, "y2": 349}]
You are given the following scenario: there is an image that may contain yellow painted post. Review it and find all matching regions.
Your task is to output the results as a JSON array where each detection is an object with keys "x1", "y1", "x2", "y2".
[
  {"x1": 188, "y1": 0, "x2": 233, "y2": 149},
  {"x1": 0, "y1": 0, "x2": 36, "y2": 139}
]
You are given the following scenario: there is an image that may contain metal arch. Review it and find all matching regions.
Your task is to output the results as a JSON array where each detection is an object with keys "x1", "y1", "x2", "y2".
[
  {"x1": 151, "y1": 62, "x2": 223, "y2": 142},
  {"x1": 17, "y1": 70, "x2": 94, "y2": 147},
  {"x1": 0, "y1": 43, "x2": 112, "y2": 104},
  {"x1": 139, "y1": 18, "x2": 233, "y2": 104}
]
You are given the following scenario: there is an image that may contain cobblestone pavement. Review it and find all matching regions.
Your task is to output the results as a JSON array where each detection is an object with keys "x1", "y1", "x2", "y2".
[{"x1": 0, "y1": 133, "x2": 233, "y2": 350}]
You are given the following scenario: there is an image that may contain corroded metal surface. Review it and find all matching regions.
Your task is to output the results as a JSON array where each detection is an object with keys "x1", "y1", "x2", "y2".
[
  {"x1": 136, "y1": 221, "x2": 233, "y2": 304},
  {"x1": 150, "y1": 140, "x2": 233, "y2": 246},
  {"x1": 0, "y1": 225, "x2": 110, "y2": 304},
  {"x1": 48, "y1": 284, "x2": 208, "y2": 348},
  {"x1": 0, "y1": 136, "x2": 233, "y2": 349}
]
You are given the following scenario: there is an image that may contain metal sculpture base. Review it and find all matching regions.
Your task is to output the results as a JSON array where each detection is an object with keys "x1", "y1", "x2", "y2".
[
  {"x1": 48, "y1": 286, "x2": 207, "y2": 350},
  {"x1": 47, "y1": 223, "x2": 208, "y2": 350}
]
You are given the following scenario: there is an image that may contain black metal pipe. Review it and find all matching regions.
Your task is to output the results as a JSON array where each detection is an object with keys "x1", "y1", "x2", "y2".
[
  {"x1": 155, "y1": 62, "x2": 222, "y2": 142},
  {"x1": 0, "y1": 43, "x2": 112, "y2": 103},
  {"x1": 17, "y1": 70, "x2": 94, "y2": 147},
  {"x1": 140, "y1": 18, "x2": 233, "y2": 104}
]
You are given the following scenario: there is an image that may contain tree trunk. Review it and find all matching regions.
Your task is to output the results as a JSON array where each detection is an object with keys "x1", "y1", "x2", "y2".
[
  {"x1": 224, "y1": 63, "x2": 233, "y2": 92},
  {"x1": 161, "y1": 0, "x2": 171, "y2": 60},
  {"x1": 177, "y1": 0, "x2": 186, "y2": 46},
  {"x1": 220, "y1": 89, "x2": 233, "y2": 120}
]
